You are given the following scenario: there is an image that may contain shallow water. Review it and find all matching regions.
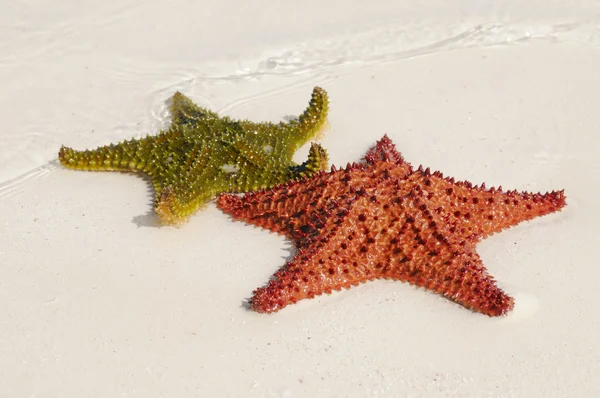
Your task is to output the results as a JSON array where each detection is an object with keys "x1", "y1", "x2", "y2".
[{"x1": 2, "y1": 1, "x2": 600, "y2": 192}]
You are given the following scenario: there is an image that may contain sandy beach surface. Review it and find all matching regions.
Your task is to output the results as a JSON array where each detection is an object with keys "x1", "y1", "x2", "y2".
[{"x1": 2, "y1": 2, "x2": 599, "y2": 397}]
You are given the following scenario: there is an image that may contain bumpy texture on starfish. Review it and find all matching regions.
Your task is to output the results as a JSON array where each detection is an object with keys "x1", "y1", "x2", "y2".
[
  {"x1": 59, "y1": 87, "x2": 329, "y2": 224},
  {"x1": 217, "y1": 135, "x2": 566, "y2": 316}
]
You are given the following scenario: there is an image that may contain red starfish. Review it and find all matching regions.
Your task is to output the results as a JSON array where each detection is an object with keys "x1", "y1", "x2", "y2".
[{"x1": 217, "y1": 136, "x2": 566, "y2": 316}]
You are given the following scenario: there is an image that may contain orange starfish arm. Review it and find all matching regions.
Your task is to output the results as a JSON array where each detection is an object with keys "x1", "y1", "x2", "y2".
[{"x1": 411, "y1": 168, "x2": 566, "y2": 241}]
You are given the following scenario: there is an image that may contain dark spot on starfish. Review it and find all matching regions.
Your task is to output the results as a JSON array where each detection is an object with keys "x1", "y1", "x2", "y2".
[
  {"x1": 414, "y1": 235, "x2": 425, "y2": 245},
  {"x1": 299, "y1": 225, "x2": 311, "y2": 234}
]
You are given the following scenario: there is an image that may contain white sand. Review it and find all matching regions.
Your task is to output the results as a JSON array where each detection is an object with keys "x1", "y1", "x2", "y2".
[{"x1": 2, "y1": 2, "x2": 600, "y2": 397}]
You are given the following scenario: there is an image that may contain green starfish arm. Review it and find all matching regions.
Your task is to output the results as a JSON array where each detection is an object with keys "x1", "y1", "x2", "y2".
[
  {"x1": 170, "y1": 92, "x2": 220, "y2": 128},
  {"x1": 292, "y1": 86, "x2": 329, "y2": 149},
  {"x1": 58, "y1": 86, "x2": 330, "y2": 225},
  {"x1": 58, "y1": 130, "x2": 178, "y2": 173},
  {"x1": 289, "y1": 143, "x2": 329, "y2": 180}
]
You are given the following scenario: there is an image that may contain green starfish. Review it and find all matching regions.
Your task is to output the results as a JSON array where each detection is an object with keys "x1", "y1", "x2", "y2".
[{"x1": 59, "y1": 87, "x2": 329, "y2": 225}]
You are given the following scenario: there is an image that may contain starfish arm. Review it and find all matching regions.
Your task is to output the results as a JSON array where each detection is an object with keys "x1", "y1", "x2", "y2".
[
  {"x1": 418, "y1": 169, "x2": 566, "y2": 239},
  {"x1": 424, "y1": 248, "x2": 515, "y2": 317},
  {"x1": 170, "y1": 92, "x2": 220, "y2": 128},
  {"x1": 58, "y1": 130, "x2": 180, "y2": 173},
  {"x1": 223, "y1": 140, "x2": 329, "y2": 190},
  {"x1": 248, "y1": 198, "x2": 376, "y2": 313},
  {"x1": 155, "y1": 183, "x2": 217, "y2": 225},
  {"x1": 363, "y1": 135, "x2": 413, "y2": 175},
  {"x1": 290, "y1": 86, "x2": 329, "y2": 149},
  {"x1": 287, "y1": 143, "x2": 329, "y2": 180},
  {"x1": 152, "y1": 143, "x2": 219, "y2": 224}
]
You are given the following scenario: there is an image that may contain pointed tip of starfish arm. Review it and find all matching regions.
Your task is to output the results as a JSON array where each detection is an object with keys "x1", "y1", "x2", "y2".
[
  {"x1": 450, "y1": 287, "x2": 516, "y2": 317},
  {"x1": 58, "y1": 145, "x2": 110, "y2": 171},
  {"x1": 289, "y1": 143, "x2": 329, "y2": 179},
  {"x1": 58, "y1": 145, "x2": 74, "y2": 166},
  {"x1": 249, "y1": 285, "x2": 289, "y2": 314},
  {"x1": 169, "y1": 91, "x2": 218, "y2": 128},
  {"x1": 154, "y1": 186, "x2": 198, "y2": 226},
  {"x1": 216, "y1": 193, "x2": 242, "y2": 214},
  {"x1": 548, "y1": 189, "x2": 567, "y2": 208},
  {"x1": 297, "y1": 86, "x2": 329, "y2": 135},
  {"x1": 170, "y1": 91, "x2": 188, "y2": 111},
  {"x1": 363, "y1": 135, "x2": 410, "y2": 168}
]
